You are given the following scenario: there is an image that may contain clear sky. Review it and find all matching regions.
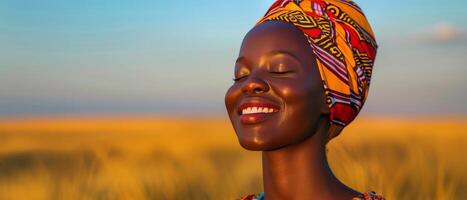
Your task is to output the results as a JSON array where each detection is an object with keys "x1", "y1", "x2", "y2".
[{"x1": 1, "y1": 0, "x2": 467, "y2": 116}]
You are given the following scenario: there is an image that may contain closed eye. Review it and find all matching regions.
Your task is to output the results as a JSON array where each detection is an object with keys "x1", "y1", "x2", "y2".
[
  {"x1": 270, "y1": 71, "x2": 294, "y2": 74},
  {"x1": 232, "y1": 76, "x2": 247, "y2": 82}
]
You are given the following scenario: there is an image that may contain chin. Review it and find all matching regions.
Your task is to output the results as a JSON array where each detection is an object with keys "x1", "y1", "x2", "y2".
[
  {"x1": 236, "y1": 135, "x2": 284, "y2": 151},
  {"x1": 239, "y1": 143, "x2": 265, "y2": 151},
  {"x1": 237, "y1": 136, "x2": 268, "y2": 151}
]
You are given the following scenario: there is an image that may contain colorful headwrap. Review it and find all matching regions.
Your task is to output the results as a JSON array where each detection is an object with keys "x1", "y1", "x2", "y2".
[{"x1": 256, "y1": 0, "x2": 378, "y2": 141}]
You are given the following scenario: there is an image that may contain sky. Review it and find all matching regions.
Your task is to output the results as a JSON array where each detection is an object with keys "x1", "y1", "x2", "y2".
[{"x1": 1, "y1": 0, "x2": 467, "y2": 116}]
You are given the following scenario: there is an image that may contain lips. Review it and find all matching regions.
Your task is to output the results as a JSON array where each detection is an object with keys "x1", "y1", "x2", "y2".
[{"x1": 237, "y1": 100, "x2": 281, "y2": 125}]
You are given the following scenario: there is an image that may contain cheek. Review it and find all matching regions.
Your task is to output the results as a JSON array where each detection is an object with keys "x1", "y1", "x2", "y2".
[
  {"x1": 225, "y1": 85, "x2": 241, "y2": 114},
  {"x1": 274, "y1": 81, "x2": 322, "y2": 132},
  {"x1": 276, "y1": 82, "x2": 315, "y2": 111}
]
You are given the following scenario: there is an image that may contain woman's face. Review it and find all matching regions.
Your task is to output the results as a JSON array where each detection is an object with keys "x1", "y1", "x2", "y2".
[{"x1": 225, "y1": 21, "x2": 329, "y2": 151}]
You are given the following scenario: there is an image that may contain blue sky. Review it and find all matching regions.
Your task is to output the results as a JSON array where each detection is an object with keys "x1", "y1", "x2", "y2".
[{"x1": 1, "y1": 0, "x2": 467, "y2": 116}]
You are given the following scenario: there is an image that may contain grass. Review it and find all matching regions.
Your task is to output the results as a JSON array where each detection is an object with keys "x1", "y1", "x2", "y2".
[{"x1": 0, "y1": 115, "x2": 466, "y2": 200}]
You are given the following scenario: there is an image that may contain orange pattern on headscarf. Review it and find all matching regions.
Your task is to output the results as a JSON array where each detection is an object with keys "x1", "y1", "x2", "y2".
[{"x1": 256, "y1": 0, "x2": 378, "y2": 141}]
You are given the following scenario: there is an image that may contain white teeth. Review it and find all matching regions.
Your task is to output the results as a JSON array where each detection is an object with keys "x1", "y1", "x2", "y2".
[
  {"x1": 241, "y1": 107, "x2": 278, "y2": 115},
  {"x1": 252, "y1": 107, "x2": 258, "y2": 113}
]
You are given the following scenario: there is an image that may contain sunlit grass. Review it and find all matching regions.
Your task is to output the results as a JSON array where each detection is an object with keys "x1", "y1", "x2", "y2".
[{"x1": 0, "y1": 116, "x2": 466, "y2": 200}]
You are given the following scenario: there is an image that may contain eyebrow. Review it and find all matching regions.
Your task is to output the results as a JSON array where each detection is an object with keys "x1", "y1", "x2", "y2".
[
  {"x1": 235, "y1": 50, "x2": 300, "y2": 65},
  {"x1": 266, "y1": 50, "x2": 300, "y2": 61}
]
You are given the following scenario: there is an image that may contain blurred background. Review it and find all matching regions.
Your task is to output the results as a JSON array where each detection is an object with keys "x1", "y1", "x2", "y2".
[{"x1": 0, "y1": 0, "x2": 466, "y2": 199}]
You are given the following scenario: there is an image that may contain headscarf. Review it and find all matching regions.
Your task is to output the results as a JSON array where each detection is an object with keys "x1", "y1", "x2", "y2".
[{"x1": 255, "y1": 0, "x2": 378, "y2": 141}]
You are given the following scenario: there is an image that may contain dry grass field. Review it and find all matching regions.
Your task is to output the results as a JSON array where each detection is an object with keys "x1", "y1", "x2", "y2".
[{"x1": 0, "y1": 115, "x2": 466, "y2": 200}]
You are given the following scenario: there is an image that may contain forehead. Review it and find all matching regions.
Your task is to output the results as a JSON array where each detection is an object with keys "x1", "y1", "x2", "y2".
[{"x1": 239, "y1": 20, "x2": 314, "y2": 60}]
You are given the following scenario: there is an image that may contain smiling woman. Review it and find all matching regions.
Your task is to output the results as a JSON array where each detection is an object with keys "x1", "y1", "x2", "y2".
[
  {"x1": 226, "y1": 20, "x2": 326, "y2": 152},
  {"x1": 224, "y1": 0, "x2": 381, "y2": 199}
]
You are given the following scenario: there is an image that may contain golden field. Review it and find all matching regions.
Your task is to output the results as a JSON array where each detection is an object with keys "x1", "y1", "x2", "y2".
[{"x1": 0, "y1": 115, "x2": 466, "y2": 200}]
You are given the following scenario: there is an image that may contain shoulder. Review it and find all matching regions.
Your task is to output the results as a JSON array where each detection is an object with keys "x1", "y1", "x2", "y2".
[{"x1": 352, "y1": 191, "x2": 385, "y2": 200}]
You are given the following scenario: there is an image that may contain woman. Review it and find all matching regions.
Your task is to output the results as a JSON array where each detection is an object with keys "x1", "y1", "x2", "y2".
[{"x1": 224, "y1": 0, "x2": 382, "y2": 199}]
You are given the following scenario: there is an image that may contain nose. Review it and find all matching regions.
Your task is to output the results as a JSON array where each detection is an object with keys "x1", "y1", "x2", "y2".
[{"x1": 241, "y1": 75, "x2": 269, "y2": 95}]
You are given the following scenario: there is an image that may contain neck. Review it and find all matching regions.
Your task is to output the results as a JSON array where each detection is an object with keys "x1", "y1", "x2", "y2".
[{"x1": 261, "y1": 127, "x2": 359, "y2": 200}]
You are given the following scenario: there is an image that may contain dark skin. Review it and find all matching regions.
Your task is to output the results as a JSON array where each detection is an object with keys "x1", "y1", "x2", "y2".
[{"x1": 225, "y1": 21, "x2": 361, "y2": 200}]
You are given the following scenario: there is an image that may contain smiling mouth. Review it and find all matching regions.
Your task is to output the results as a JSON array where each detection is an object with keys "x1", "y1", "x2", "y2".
[
  {"x1": 241, "y1": 106, "x2": 279, "y2": 115},
  {"x1": 238, "y1": 102, "x2": 280, "y2": 125}
]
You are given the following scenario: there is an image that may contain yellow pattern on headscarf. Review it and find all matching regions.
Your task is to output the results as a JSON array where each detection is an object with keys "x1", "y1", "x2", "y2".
[{"x1": 256, "y1": 0, "x2": 378, "y2": 141}]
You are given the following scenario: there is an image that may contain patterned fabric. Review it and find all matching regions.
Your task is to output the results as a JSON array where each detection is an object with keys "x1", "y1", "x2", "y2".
[
  {"x1": 239, "y1": 191, "x2": 385, "y2": 200},
  {"x1": 238, "y1": 192, "x2": 264, "y2": 200},
  {"x1": 255, "y1": 0, "x2": 378, "y2": 141},
  {"x1": 353, "y1": 191, "x2": 386, "y2": 200}
]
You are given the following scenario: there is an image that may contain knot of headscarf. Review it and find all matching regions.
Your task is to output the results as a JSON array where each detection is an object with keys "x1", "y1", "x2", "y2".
[{"x1": 256, "y1": 0, "x2": 378, "y2": 141}]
